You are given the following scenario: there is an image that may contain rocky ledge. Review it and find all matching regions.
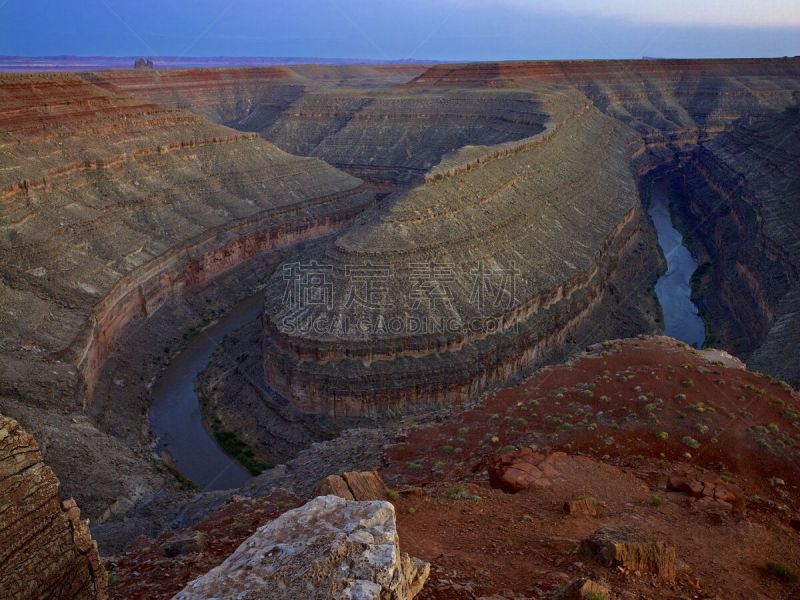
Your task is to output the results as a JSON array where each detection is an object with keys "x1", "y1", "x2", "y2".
[{"x1": 0, "y1": 414, "x2": 107, "y2": 600}]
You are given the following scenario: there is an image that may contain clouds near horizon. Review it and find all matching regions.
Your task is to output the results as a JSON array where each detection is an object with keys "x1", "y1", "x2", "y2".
[{"x1": 0, "y1": 0, "x2": 797, "y2": 60}]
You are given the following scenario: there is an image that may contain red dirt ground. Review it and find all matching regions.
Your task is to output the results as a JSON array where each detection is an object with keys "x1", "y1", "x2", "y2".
[
  {"x1": 383, "y1": 336, "x2": 800, "y2": 599},
  {"x1": 108, "y1": 336, "x2": 800, "y2": 599}
]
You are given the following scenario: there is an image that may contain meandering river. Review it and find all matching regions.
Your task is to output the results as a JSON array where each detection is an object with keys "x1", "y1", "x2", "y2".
[
  {"x1": 149, "y1": 180, "x2": 706, "y2": 490},
  {"x1": 149, "y1": 296, "x2": 260, "y2": 490},
  {"x1": 648, "y1": 181, "x2": 706, "y2": 348}
]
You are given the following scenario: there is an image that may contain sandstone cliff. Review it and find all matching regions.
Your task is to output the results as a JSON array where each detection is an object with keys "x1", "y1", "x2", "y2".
[{"x1": 0, "y1": 413, "x2": 107, "y2": 600}]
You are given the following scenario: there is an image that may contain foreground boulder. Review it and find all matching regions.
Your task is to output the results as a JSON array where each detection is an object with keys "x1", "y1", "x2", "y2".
[
  {"x1": 488, "y1": 448, "x2": 568, "y2": 492},
  {"x1": 666, "y1": 469, "x2": 740, "y2": 504},
  {"x1": 580, "y1": 525, "x2": 676, "y2": 581},
  {"x1": 172, "y1": 494, "x2": 429, "y2": 600},
  {"x1": 0, "y1": 414, "x2": 107, "y2": 600}
]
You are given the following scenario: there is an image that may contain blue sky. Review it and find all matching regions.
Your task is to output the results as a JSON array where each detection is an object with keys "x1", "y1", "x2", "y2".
[{"x1": 1, "y1": 0, "x2": 798, "y2": 60}]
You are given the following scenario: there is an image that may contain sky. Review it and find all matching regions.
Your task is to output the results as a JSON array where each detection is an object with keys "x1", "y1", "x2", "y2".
[{"x1": 0, "y1": 0, "x2": 798, "y2": 61}]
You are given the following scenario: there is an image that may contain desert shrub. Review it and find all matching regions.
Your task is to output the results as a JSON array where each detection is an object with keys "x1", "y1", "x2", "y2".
[
  {"x1": 384, "y1": 488, "x2": 400, "y2": 501},
  {"x1": 766, "y1": 561, "x2": 798, "y2": 582},
  {"x1": 441, "y1": 445, "x2": 455, "y2": 454},
  {"x1": 650, "y1": 495, "x2": 663, "y2": 506},
  {"x1": 682, "y1": 436, "x2": 700, "y2": 449},
  {"x1": 444, "y1": 485, "x2": 471, "y2": 500}
]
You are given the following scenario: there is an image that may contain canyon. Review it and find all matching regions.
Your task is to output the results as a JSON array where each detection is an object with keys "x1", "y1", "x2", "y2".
[{"x1": 0, "y1": 60, "x2": 799, "y2": 591}]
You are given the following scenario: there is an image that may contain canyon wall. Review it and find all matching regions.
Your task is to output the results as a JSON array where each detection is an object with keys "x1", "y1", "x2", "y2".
[
  {"x1": 93, "y1": 59, "x2": 800, "y2": 418},
  {"x1": 0, "y1": 414, "x2": 107, "y2": 600},
  {"x1": 665, "y1": 106, "x2": 800, "y2": 384},
  {"x1": 83, "y1": 65, "x2": 427, "y2": 148},
  {"x1": 0, "y1": 72, "x2": 373, "y2": 410},
  {"x1": 0, "y1": 72, "x2": 377, "y2": 518},
  {"x1": 1, "y1": 60, "x2": 799, "y2": 524},
  {"x1": 406, "y1": 59, "x2": 800, "y2": 167}
]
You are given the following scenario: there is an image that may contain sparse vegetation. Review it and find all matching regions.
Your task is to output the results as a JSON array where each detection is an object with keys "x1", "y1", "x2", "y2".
[
  {"x1": 444, "y1": 485, "x2": 481, "y2": 501},
  {"x1": 766, "y1": 561, "x2": 798, "y2": 583},
  {"x1": 682, "y1": 436, "x2": 700, "y2": 449},
  {"x1": 384, "y1": 488, "x2": 400, "y2": 501},
  {"x1": 441, "y1": 445, "x2": 455, "y2": 454},
  {"x1": 161, "y1": 458, "x2": 199, "y2": 491},
  {"x1": 650, "y1": 495, "x2": 663, "y2": 506}
]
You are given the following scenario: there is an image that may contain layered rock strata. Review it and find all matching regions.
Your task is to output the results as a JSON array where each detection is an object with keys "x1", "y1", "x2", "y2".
[
  {"x1": 0, "y1": 414, "x2": 107, "y2": 600},
  {"x1": 261, "y1": 92, "x2": 654, "y2": 417},
  {"x1": 0, "y1": 72, "x2": 373, "y2": 409},
  {"x1": 249, "y1": 59, "x2": 800, "y2": 416}
]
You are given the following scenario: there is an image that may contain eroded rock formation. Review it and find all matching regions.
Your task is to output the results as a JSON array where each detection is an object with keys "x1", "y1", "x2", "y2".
[
  {"x1": 0, "y1": 414, "x2": 107, "y2": 600},
  {"x1": 172, "y1": 494, "x2": 429, "y2": 600}
]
